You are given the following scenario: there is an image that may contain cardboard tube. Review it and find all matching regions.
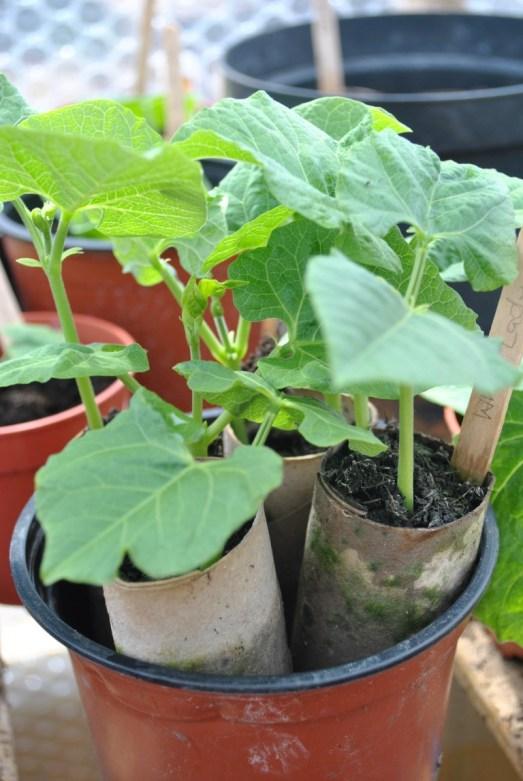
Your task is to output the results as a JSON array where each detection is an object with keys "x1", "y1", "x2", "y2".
[
  {"x1": 292, "y1": 445, "x2": 493, "y2": 670},
  {"x1": 103, "y1": 506, "x2": 291, "y2": 674}
]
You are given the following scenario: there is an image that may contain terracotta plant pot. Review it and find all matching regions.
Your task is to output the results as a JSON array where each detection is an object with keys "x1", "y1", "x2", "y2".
[
  {"x1": 11, "y1": 500, "x2": 498, "y2": 781},
  {"x1": 292, "y1": 447, "x2": 493, "y2": 669},
  {"x1": 0, "y1": 312, "x2": 132, "y2": 605},
  {"x1": 0, "y1": 203, "x2": 259, "y2": 409},
  {"x1": 103, "y1": 506, "x2": 290, "y2": 674}
]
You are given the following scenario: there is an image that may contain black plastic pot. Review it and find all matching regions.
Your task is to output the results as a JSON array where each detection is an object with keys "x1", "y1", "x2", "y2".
[
  {"x1": 11, "y1": 499, "x2": 498, "y2": 780},
  {"x1": 224, "y1": 13, "x2": 523, "y2": 175}
]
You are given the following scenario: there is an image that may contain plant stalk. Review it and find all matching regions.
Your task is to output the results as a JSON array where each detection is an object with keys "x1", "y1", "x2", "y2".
[
  {"x1": 205, "y1": 409, "x2": 233, "y2": 446},
  {"x1": 46, "y1": 213, "x2": 103, "y2": 430},
  {"x1": 149, "y1": 255, "x2": 225, "y2": 362},
  {"x1": 404, "y1": 236, "x2": 429, "y2": 309},
  {"x1": 353, "y1": 393, "x2": 369, "y2": 429},
  {"x1": 12, "y1": 198, "x2": 46, "y2": 260},
  {"x1": 119, "y1": 374, "x2": 143, "y2": 394},
  {"x1": 398, "y1": 385, "x2": 414, "y2": 512},
  {"x1": 252, "y1": 410, "x2": 277, "y2": 447},
  {"x1": 231, "y1": 417, "x2": 249, "y2": 444},
  {"x1": 234, "y1": 316, "x2": 251, "y2": 364},
  {"x1": 324, "y1": 392, "x2": 342, "y2": 412}
]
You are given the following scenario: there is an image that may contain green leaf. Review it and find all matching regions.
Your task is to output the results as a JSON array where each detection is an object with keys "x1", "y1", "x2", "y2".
[
  {"x1": 335, "y1": 222, "x2": 402, "y2": 274},
  {"x1": 368, "y1": 106, "x2": 411, "y2": 135},
  {"x1": 475, "y1": 391, "x2": 523, "y2": 644},
  {"x1": 257, "y1": 342, "x2": 333, "y2": 393},
  {"x1": 2, "y1": 322, "x2": 63, "y2": 359},
  {"x1": 37, "y1": 391, "x2": 283, "y2": 584},
  {"x1": 421, "y1": 385, "x2": 472, "y2": 416},
  {"x1": 0, "y1": 101, "x2": 207, "y2": 237},
  {"x1": 491, "y1": 171, "x2": 523, "y2": 227},
  {"x1": 284, "y1": 394, "x2": 386, "y2": 455},
  {"x1": 0, "y1": 75, "x2": 33, "y2": 125},
  {"x1": 379, "y1": 230, "x2": 478, "y2": 329},
  {"x1": 173, "y1": 91, "x2": 343, "y2": 229},
  {"x1": 306, "y1": 250, "x2": 519, "y2": 394},
  {"x1": 176, "y1": 360, "x2": 384, "y2": 453},
  {"x1": 0, "y1": 342, "x2": 149, "y2": 386},
  {"x1": 198, "y1": 278, "x2": 247, "y2": 299},
  {"x1": 15, "y1": 257, "x2": 42, "y2": 268},
  {"x1": 230, "y1": 219, "x2": 337, "y2": 342},
  {"x1": 337, "y1": 131, "x2": 518, "y2": 291},
  {"x1": 217, "y1": 163, "x2": 278, "y2": 230},
  {"x1": 112, "y1": 237, "x2": 165, "y2": 286}
]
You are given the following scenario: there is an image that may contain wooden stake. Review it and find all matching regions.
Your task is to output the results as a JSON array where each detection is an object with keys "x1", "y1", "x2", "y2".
[
  {"x1": 0, "y1": 264, "x2": 22, "y2": 354},
  {"x1": 135, "y1": 0, "x2": 156, "y2": 96},
  {"x1": 451, "y1": 233, "x2": 523, "y2": 483},
  {"x1": 164, "y1": 24, "x2": 184, "y2": 139},
  {"x1": 310, "y1": 0, "x2": 345, "y2": 94}
]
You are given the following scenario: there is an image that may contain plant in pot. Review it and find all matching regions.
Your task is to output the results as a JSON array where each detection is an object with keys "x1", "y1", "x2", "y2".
[
  {"x1": 0, "y1": 75, "x2": 238, "y2": 406},
  {"x1": 0, "y1": 79, "x2": 137, "y2": 604},
  {"x1": 9, "y1": 87, "x2": 522, "y2": 780}
]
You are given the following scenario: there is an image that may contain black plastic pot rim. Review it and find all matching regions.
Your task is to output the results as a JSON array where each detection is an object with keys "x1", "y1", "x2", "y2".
[
  {"x1": 0, "y1": 207, "x2": 113, "y2": 253},
  {"x1": 11, "y1": 497, "x2": 498, "y2": 695},
  {"x1": 223, "y1": 13, "x2": 523, "y2": 105}
]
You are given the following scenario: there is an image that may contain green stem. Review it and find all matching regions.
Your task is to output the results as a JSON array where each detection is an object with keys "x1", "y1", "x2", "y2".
[
  {"x1": 398, "y1": 385, "x2": 414, "y2": 512},
  {"x1": 118, "y1": 374, "x2": 143, "y2": 394},
  {"x1": 404, "y1": 236, "x2": 429, "y2": 309},
  {"x1": 205, "y1": 409, "x2": 233, "y2": 447},
  {"x1": 13, "y1": 198, "x2": 46, "y2": 260},
  {"x1": 324, "y1": 393, "x2": 342, "y2": 412},
  {"x1": 353, "y1": 393, "x2": 369, "y2": 429},
  {"x1": 47, "y1": 267, "x2": 103, "y2": 430},
  {"x1": 252, "y1": 410, "x2": 277, "y2": 447},
  {"x1": 187, "y1": 331, "x2": 203, "y2": 426},
  {"x1": 213, "y1": 311, "x2": 233, "y2": 353},
  {"x1": 234, "y1": 316, "x2": 251, "y2": 364},
  {"x1": 149, "y1": 255, "x2": 225, "y2": 362},
  {"x1": 231, "y1": 417, "x2": 249, "y2": 444}
]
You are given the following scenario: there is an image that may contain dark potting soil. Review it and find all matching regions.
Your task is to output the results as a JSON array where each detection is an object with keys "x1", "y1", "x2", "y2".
[
  {"x1": 0, "y1": 376, "x2": 112, "y2": 426},
  {"x1": 322, "y1": 427, "x2": 488, "y2": 530},
  {"x1": 245, "y1": 422, "x2": 323, "y2": 458},
  {"x1": 241, "y1": 336, "x2": 276, "y2": 373}
]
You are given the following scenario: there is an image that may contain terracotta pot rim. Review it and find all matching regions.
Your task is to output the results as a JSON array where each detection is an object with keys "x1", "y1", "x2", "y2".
[
  {"x1": 0, "y1": 205, "x2": 113, "y2": 252},
  {"x1": 11, "y1": 499, "x2": 498, "y2": 694},
  {"x1": 0, "y1": 312, "x2": 133, "y2": 436}
]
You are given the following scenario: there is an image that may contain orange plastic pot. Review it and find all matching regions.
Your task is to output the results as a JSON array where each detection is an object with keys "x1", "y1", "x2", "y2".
[
  {"x1": 11, "y1": 501, "x2": 498, "y2": 780},
  {"x1": 0, "y1": 312, "x2": 131, "y2": 604},
  {"x1": 1, "y1": 205, "x2": 259, "y2": 408}
]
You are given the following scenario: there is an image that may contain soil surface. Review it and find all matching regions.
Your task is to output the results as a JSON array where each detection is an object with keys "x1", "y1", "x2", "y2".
[
  {"x1": 0, "y1": 376, "x2": 112, "y2": 426},
  {"x1": 246, "y1": 422, "x2": 323, "y2": 458},
  {"x1": 241, "y1": 336, "x2": 276, "y2": 373},
  {"x1": 322, "y1": 426, "x2": 487, "y2": 529}
]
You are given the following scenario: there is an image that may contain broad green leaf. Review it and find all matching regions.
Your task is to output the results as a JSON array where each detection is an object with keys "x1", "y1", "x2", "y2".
[
  {"x1": 176, "y1": 360, "x2": 287, "y2": 425},
  {"x1": 217, "y1": 163, "x2": 278, "y2": 230},
  {"x1": 421, "y1": 385, "x2": 472, "y2": 416},
  {"x1": 2, "y1": 322, "x2": 63, "y2": 360},
  {"x1": 133, "y1": 386, "x2": 206, "y2": 444},
  {"x1": 22, "y1": 99, "x2": 163, "y2": 150},
  {"x1": 37, "y1": 391, "x2": 283, "y2": 584},
  {"x1": 306, "y1": 250, "x2": 519, "y2": 394},
  {"x1": 294, "y1": 97, "x2": 409, "y2": 146},
  {"x1": 293, "y1": 97, "x2": 372, "y2": 145},
  {"x1": 492, "y1": 171, "x2": 523, "y2": 227},
  {"x1": 0, "y1": 75, "x2": 33, "y2": 125},
  {"x1": 380, "y1": 230, "x2": 478, "y2": 329},
  {"x1": 337, "y1": 131, "x2": 518, "y2": 291},
  {"x1": 368, "y1": 106, "x2": 411, "y2": 135},
  {"x1": 175, "y1": 193, "x2": 229, "y2": 275},
  {"x1": 475, "y1": 392, "x2": 523, "y2": 644},
  {"x1": 173, "y1": 91, "x2": 343, "y2": 228},
  {"x1": 283, "y1": 394, "x2": 386, "y2": 455},
  {"x1": 176, "y1": 360, "x2": 384, "y2": 453},
  {"x1": 112, "y1": 236, "x2": 164, "y2": 286},
  {"x1": 257, "y1": 342, "x2": 332, "y2": 392},
  {"x1": 230, "y1": 219, "x2": 337, "y2": 342},
  {"x1": 335, "y1": 222, "x2": 401, "y2": 274},
  {"x1": 0, "y1": 102, "x2": 207, "y2": 237},
  {"x1": 0, "y1": 342, "x2": 148, "y2": 386}
]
